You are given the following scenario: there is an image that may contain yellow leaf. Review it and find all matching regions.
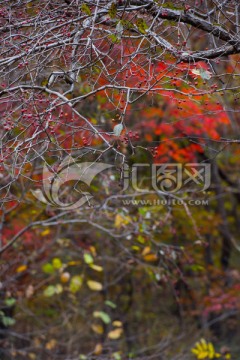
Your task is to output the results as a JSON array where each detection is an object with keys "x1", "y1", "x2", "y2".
[
  {"x1": 200, "y1": 338, "x2": 208, "y2": 351},
  {"x1": 40, "y1": 229, "x2": 50, "y2": 236},
  {"x1": 87, "y1": 280, "x2": 103, "y2": 291},
  {"x1": 28, "y1": 353, "x2": 36, "y2": 360},
  {"x1": 195, "y1": 341, "x2": 202, "y2": 351},
  {"x1": 191, "y1": 349, "x2": 199, "y2": 355},
  {"x1": 115, "y1": 214, "x2": 131, "y2": 228},
  {"x1": 191, "y1": 339, "x2": 219, "y2": 360},
  {"x1": 41, "y1": 79, "x2": 47, "y2": 86},
  {"x1": 89, "y1": 246, "x2": 97, "y2": 256},
  {"x1": 112, "y1": 320, "x2": 122, "y2": 327},
  {"x1": 89, "y1": 264, "x2": 103, "y2": 272},
  {"x1": 52, "y1": 258, "x2": 62, "y2": 269},
  {"x1": 68, "y1": 260, "x2": 80, "y2": 266},
  {"x1": 94, "y1": 343, "x2": 103, "y2": 355},
  {"x1": 208, "y1": 341, "x2": 215, "y2": 359},
  {"x1": 16, "y1": 265, "x2": 27, "y2": 273},
  {"x1": 91, "y1": 324, "x2": 104, "y2": 334},
  {"x1": 108, "y1": 328, "x2": 123, "y2": 340},
  {"x1": 33, "y1": 337, "x2": 41, "y2": 348},
  {"x1": 137, "y1": 235, "x2": 145, "y2": 244},
  {"x1": 45, "y1": 339, "x2": 57, "y2": 350},
  {"x1": 114, "y1": 213, "x2": 123, "y2": 228},
  {"x1": 141, "y1": 246, "x2": 151, "y2": 256},
  {"x1": 132, "y1": 246, "x2": 140, "y2": 251},
  {"x1": 144, "y1": 254, "x2": 158, "y2": 262}
]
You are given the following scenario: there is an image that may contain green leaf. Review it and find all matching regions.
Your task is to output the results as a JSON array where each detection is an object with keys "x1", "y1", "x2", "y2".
[
  {"x1": 113, "y1": 353, "x2": 122, "y2": 360},
  {"x1": 93, "y1": 311, "x2": 111, "y2": 324},
  {"x1": 84, "y1": 253, "x2": 94, "y2": 265},
  {"x1": 55, "y1": 284, "x2": 63, "y2": 294},
  {"x1": 81, "y1": 3, "x2": 91, "y2": 16},
  {"x1": 121, "y1": 20, "x2": 133, "y2": 30},
  {"x1": 108, "y1": 34, "x2": 120, "y2": 44},
  {"x1": 109, "y1": 3, "x2": 117, "y2": 19},
  {"x1": 5, "y1": 298, "x2": 16, "y2": 307},
  {"x1": 70, "y1": 275, "x2": 83, "y2": 293},
  {"x1": 2, "y1": 316, "x2": 16, "y2": 327},
  {"x1": 105, "y1": 300, "x2": 117, "y2": 309},
  {"x1": 136, "y1": 18, "x2": 148, "y2": 34},
  {"x1": 43, "y1": 285, "x2": 56, "y2": 297},
  {"x1": 43, "y1": 284, "x2": 63, "y2": 297},
  {"x1": 42, "y1": 263, "x2": 55, "y2": 274}
]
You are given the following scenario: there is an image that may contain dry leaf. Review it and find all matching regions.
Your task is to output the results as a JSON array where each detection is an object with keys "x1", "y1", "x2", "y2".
[
  {"x1": 141, "y1": 246, "x2": 151, "y2": 256},
  {"x1": 94, "y1": 343, "x2": 103, "y2": 355},
  {"x1": 143, "y1": 254, "x2": 158, "y2": 262},
  {"x1": 91, "y1": 324, "x2": 104, "y2": 334},
  {"x1": 16, "y1": 265, "x2": 27, "y2": 273},
  {"x1": 89, "y1": 246, "x2": 97, "y2": 256},
  {"x1": 115, "y1": 214, "x2": 131, "y2": 228},
  {"x1": 28, "y1": 353, "x2": 36, "y2": 360},
  {"x1": 45, "y1": 339, "x2": 57, "y2": 350},
  {"x1": 108, "y1": 328, "x2": 123, "y2": 340},
  {"x1": 25, "y1": 285, "x2": 34, "y2": 298}
]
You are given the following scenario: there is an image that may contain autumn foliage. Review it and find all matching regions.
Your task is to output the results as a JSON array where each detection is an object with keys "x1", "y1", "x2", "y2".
[{"x1": 0, "y1": 1, "x2": 240, "y2": 359}]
